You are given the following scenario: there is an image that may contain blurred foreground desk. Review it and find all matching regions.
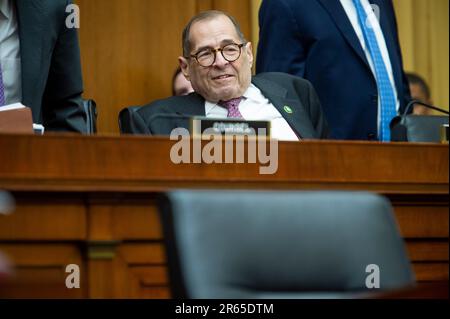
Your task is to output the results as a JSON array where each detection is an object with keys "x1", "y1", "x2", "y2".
[{"x1": 0, "y1": 134, "x2": 448, "y2": 298}]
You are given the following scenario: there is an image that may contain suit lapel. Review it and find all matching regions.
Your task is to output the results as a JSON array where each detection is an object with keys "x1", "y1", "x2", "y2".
[
  {"x1": 175, "y1": 93, "x2": 206, "y2": 116},
  {"x1": 317, "y1": 0, "x2": 371, "y2": 70},
  {"x1": 323, "y1": 0, "x2": 404, "y2": 103},
  {"x1": 252, "y1": 77, "x2": 316, "y2": 139},
  {"x1": 16, "y1": 0, "x2": 45, "y2": 115}
]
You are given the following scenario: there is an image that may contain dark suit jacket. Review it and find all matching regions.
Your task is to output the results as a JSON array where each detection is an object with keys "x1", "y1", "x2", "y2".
[
  {"x1": 256, "y1": 0, "x2": 411, "y2": 140},
  {"x1": 128, "y1": 72, "x2": 328, "y2": 139},
  {"x1": 16, "y1": 0, "x2": 86, "y2": 132}
]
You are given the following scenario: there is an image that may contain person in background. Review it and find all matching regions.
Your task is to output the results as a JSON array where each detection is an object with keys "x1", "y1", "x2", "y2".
[
  {"x1": 256, "y1": 0, "x2": 411, "y2": 141},
  {"x1": 406, "y1": 72, "x2": 433, "y2": 115},
  {"x1": 172, "y1": 67, "x2": 194, "y2": 96},
  {"x1": 0, "y1": 0, "x2": 86, "y2": 132}
]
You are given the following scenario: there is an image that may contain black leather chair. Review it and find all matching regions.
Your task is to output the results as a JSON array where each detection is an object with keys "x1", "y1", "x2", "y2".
[
  {"x1": 390, "y1": 100, "x2": 449, "y2": 142},
  {"x1": 158, "y1": 190, "x2": 415, "y2": 299},
  {"x1": 118, "y1": 106, "x2": 141, "y2": 134},
  {"x1": 391, "y1": 115, "x2": 449, "y2": 142},
  {"x1": 82, "y1": 99, "x2": 98, "y2": 134}
]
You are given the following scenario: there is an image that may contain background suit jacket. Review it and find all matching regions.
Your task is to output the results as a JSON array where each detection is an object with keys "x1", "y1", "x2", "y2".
[
  {"x1": 256, "y1": 0, "x2": 411, "y2": 140},
  {"x1": 129, "y1": 72, "x2": 329, "y2": 139},
  {"x1": 16, "y1": 0, "x2": 86, "y2": 132}
]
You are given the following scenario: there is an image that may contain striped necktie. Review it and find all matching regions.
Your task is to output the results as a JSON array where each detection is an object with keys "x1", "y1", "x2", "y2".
[{"x1": 353, "y1": 0, "x2": 397, "y2": 141}]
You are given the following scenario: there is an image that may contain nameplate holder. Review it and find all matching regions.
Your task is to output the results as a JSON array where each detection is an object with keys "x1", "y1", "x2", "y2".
[{"x1": 190, "y1": 117, "x2": 271, "y2": 139}]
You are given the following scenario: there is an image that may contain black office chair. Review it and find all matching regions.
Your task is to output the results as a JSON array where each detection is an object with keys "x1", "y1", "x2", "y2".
[
  {"x1": 158, "y1": 190, "x2": 415, "y2": 299},
  {"x1": 390, "y1": 115, "x2": 448, "y2": 142},
  {"x1": 82, "y1": 99, "x2": 98, "y2": 134},
  {"x1": 390, "y1": 100, "x2": 449, "y2": 142},
  {"x1": 118, "y1": 106, "x2": 141, "y2": 134}
]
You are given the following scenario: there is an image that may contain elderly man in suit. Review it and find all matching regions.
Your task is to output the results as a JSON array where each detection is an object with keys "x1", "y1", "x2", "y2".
[
  {"x1": 256, "y1": 0, "x2": 411, "y2": 141},
  {"x1": 128, "y1": 10, "x2": 328, "y2": 140},
  {"x1": 0, "y1": 0, "x2": 86, "y2": 132}
]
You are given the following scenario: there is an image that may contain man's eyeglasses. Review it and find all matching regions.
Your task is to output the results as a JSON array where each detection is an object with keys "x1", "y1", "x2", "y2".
[{"x1": 188, "y1": 43, "x2": 246, "y2": 67}]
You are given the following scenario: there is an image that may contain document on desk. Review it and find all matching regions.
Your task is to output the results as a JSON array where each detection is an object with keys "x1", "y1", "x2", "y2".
[{"x1": 0, "y1": 103, "x2": 43, "y2": 134}]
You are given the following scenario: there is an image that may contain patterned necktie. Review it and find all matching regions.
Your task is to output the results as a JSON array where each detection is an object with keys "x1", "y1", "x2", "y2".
[
  {"x1": 0, "y1": 62, "x2": 5, "y2": 106},
  {"x1": 353, "y1": 0, "x2": 397, "y2": 141},
  {"x1": 220, "y1": 97, "x2": 244, "y2": 119}
]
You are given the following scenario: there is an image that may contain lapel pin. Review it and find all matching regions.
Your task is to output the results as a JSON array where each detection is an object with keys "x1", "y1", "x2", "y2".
[{"x1": 283, "y1": 105, "x2": 293, "y2": 114}]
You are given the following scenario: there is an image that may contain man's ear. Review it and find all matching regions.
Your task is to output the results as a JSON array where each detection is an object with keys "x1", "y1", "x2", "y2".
[
  {"x1": 246, "y1": 42, "x2": 254, "y2": 67},
  {"x1": 178, "y1": 57, "x2": 190, "y2": 81}
]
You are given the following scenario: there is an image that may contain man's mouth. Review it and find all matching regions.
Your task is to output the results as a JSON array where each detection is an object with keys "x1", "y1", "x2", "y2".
[{"x1": 212, "y1": 74, "x2": 234, "y2": 80}]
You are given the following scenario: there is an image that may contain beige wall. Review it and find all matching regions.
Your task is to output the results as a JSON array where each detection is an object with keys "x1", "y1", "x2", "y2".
[
  {"x1": 251, "y1": 0, "x2": 262, "y2": 62},
  {"x1": 393, "y1": 0, "x2": 449, "y2": 111},
  {"x1": 250, "y1": 0, "x2": 449, "y2": 111}
]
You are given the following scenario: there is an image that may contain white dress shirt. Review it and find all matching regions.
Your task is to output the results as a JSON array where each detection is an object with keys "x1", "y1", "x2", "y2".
[
  {"x1": 340, "y1": 0, "x2": 400, "y2": 130},
  {"x1": 205, "y1": 84, "x2": 299, "y2": 141},
  {"x1": 0, "y1": 0, "x2": 22, "y2": 105}
]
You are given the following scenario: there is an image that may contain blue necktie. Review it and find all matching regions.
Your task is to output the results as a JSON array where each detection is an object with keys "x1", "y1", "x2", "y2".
[
  {"x1": 353, "y1": 0, "x2": 397, "y2": 141},
  {"x1": 0, "y1": 62, "x2": 5, "y2": 106}
]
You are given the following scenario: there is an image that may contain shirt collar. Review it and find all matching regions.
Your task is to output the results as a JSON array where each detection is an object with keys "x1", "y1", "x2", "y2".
[
  {"x1": 243, "y1": 83, "x2": 267, "y2": 103},
  {"x1": 205, "y1": 84, "x2": 265, "y2": 115},
  {"x1": 205, "y1": 100, "x2": 218, "y2": 116},
  {"x1": 0, "y1": 0, "x2": 12, "y2": 19}
]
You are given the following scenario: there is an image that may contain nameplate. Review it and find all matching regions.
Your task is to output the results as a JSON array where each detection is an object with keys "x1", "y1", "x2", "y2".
[{"x1": 190, "y1": 117, "x2": 271, "y2": 139}]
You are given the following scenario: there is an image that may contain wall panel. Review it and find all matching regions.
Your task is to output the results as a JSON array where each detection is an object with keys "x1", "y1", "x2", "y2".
[
  {"x1": 393, "y1": 0, "x2": 448, "y2": 111},
  {"x1": 77, "y1": 0, "x2": 198, "y2": 133}
]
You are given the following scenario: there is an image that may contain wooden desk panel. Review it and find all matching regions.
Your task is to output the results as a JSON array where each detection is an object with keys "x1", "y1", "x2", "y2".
[
  {"x1": 0, "y1": 243, "x2": 86, "y2": 298},
  {"x1": 0, "y1": 134, "x2": 448, "y2": 298},
  {"x1": 0, "y1": 134, "x2": 448, "y2": 192}
]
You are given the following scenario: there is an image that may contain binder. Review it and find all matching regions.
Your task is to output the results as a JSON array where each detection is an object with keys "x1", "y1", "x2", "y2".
[{"x1": 0, "y1": 104, "x2": 34, "y2": 134}]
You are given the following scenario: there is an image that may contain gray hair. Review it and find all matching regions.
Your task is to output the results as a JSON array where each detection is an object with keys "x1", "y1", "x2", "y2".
[{"x1": 182, "y1": 10, "x2": 247, "y2": 57}]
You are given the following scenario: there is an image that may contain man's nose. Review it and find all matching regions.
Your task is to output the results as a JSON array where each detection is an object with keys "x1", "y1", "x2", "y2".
[{"x1": 213, "y1": 51, "x2": 229, "y2": 68}]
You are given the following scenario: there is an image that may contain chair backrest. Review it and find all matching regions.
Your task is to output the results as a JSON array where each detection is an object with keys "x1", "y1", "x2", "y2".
[
  {"x1": 158, "y1": 190, "x2": 415, "y2": 299},
  {"x1": 118, "y1": 106, "x2": 141, "y2": 134},
  {"x1": 82, "y1": 99, "x2": 98, "y2": 134},
  {"x1": 391, "y1": 115, "x2": 449, "y2": 142}
]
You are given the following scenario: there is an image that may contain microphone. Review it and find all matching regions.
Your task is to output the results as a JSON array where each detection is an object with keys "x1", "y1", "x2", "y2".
[
  {"x1": 390, "y1": 100, "x2": 449, "y2": 142},
  {"x1": 402, "y1": 100, "x2": 449, "y2": 116}
]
